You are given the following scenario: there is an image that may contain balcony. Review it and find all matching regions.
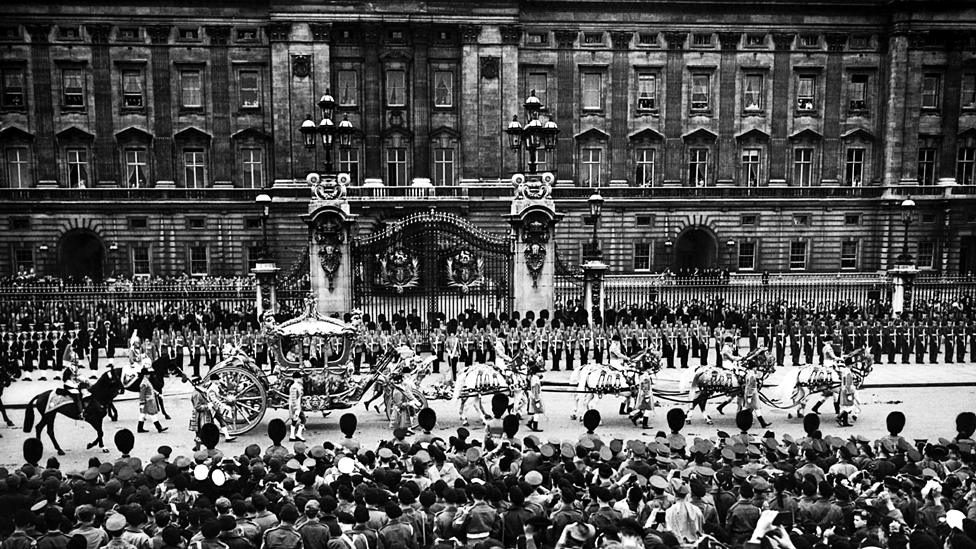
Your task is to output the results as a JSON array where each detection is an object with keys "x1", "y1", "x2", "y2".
[{"x1": 0, "y1": 182, "x2": 970, "y2": 206}]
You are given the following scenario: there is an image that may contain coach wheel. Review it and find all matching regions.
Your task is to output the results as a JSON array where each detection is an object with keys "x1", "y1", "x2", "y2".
[{"x1": 205, "y1": 367, "x2": 268, "y2": 436}]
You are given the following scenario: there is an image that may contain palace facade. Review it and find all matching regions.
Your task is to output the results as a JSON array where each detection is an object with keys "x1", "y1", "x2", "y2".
[{"x1": 2, "y1": 0, "x2": 976, "y2": 281}]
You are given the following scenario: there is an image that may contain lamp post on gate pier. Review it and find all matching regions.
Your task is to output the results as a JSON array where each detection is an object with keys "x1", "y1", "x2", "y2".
[
  {"x1": 889, "y1": 197, "x2": 918, "y2": 318},
  {"x1": 299, "y1": 90, "x2": 356, "y2": 175},
  {"x1": 506, "y1": 90, "x2": 559, "y2": 175},
  {"x1": 726, "y1": 239, "x2": 736, "y2": 272},
  {"x1": 252, "y1": 193, "x2": 279, "y2": 318}
]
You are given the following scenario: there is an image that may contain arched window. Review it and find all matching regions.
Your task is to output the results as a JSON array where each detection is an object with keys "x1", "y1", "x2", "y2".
[{"x1": 116, "y1": 127, "x2": 153, "y2": 188}]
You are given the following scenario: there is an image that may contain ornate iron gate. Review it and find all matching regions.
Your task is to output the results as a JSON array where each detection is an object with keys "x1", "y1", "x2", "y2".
[{"x1": 352, "y1": 211, "x2": 514, "y2": 329}]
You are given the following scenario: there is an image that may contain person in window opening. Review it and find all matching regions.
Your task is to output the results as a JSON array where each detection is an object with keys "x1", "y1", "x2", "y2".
[{"x1": 697, "y1": 177, "x2": 705, "y2": 187}]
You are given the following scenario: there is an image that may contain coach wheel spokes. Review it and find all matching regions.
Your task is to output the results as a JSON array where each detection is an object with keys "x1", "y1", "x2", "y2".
[{"x1": 209, "y1": 367, "x2": 268, "y2": 436}]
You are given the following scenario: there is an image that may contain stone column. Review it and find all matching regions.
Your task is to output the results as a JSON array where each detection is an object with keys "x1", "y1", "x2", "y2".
[
  {"x1": 460, "y1": 24, "x2": 481, "y2": 179},
  {"x1": 362, "y1": 24, "x2": 382, "y2": 179},
  {"x1": 510, "y1": 176, "x2": 562, "y2": 315},
  {"x1": 769, "y1": 33, "x2": 793, "y2": 185},
  {"x1": 663, "y1": 32, "x2": 686, "y2": 185},
  {"x1": 206, "y1": 26, "x2": 233, "y2": 186},
  {"x1": 147, "y1": 25, "x2": 175, "y2": 185},
  {"x1": 609, "y1": 31, "x2": 631, "y2": 183},
  {"x1": 717, "y1": 33, "x2": 739, "y2": 185},
  {"x1": 939, "y1": 33, "x2": 963, "y2": 182},
  {"x1": 87, "y1": 24, "x2": 116, "y2": 186},
  {"x1": 25, "y1": 25, "x2": 57, "y2": 185},
  {"x1": 268, "y1": 23, "x2": 293, "y2": 182},
  {"x1": 822, "y1": 33, "x2": 846, "y2": 184},
  {"x1": 308, "y1": 177, "x2": 357, "y2": 316},
  {"x1": 554, "y1": 30, "x2": 577, "y2": 182}
]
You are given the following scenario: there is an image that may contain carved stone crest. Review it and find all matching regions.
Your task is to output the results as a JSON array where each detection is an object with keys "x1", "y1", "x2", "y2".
[
  {"x1": 524, "y1": 244, "x2": 547, "y2": 288},
  {"x1": 378, "y1": 248, "x2": 419, "y2": 293},
  {"x1": 512, "y1": 172, "x2": 554, "y2": 201},
  {"x1": 308, "y1": 172, "x2": 348, "y2": 201},
  {"x1": 480, "y1": 57, "x2": 499, "y2": 79},
  {"x1": 446, "y1": 249, "x2": 484, "y2": 293},
  {"x1": 314, "y1": 217, "x2": 345, "y2": 291},
  {"x1": 292, "y1": 54, "x2": 311, "y2": 78}
]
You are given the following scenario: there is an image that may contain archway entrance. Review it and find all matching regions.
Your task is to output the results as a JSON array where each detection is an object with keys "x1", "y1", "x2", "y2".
[
  {"x1": 58, "y1": 230, "x2": 105, "y2": 282},
  {"x1": 673, "y1": 228, "x2": 717, "y2": 271}
]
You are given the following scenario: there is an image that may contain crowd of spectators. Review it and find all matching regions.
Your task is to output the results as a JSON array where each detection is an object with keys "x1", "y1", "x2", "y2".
[{"x1": 2, "y1": 403, "x2": 976, "y2": 549}]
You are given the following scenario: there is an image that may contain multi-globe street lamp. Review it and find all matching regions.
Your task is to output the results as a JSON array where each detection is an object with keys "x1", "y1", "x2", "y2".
[
  {"x1": 897, "y1": 197, "x2": 916, "y2": 265},
  {"x1": 505, "y1": 91, "x2": 559, "y2": 174}
]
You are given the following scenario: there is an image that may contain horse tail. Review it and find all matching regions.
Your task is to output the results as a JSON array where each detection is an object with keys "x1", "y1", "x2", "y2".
[
  {"x1": 23, "y1": 394, "x2": 39, "y2": 433},
  {"x1": 568, "y1": 367, "x2": 580, "y2": 386},
  {"x1": 452, "y1": 370, "x2": 464, "y2": 401},
  {"x1": 777, "y1": 367, "x2": 801, "y2": 404}
]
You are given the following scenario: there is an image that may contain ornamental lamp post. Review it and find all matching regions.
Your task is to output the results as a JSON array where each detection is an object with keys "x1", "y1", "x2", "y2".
[
  {"x1": 255, "y1": 193, "x2": 272, "y2": 260},
  {"x1": 587, "y1": 190, "x2": 604, "y2": 261},
  {"x1": 505, "y1": 90, "x2": 559, "y2": 174},
  {"x1": 726, "y1": 239, "x2": 736, "y2": 270},
  {"x1": 897, "y1": 197, "x2": 916, "y2": 265},
  {"x1": 317, "y1": 91, "x2": 337, "y2": 173}
]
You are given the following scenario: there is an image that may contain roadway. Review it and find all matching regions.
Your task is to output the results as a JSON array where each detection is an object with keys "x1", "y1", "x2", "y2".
[{"x1": 1, "y1": 356, "x2": 974, "y2": 470}]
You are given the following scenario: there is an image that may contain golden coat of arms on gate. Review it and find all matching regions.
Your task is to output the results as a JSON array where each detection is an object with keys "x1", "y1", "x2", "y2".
[
  {"x1": 446, "y1": 249, "x2": 484, "y2": 293},
  {"x1": 378, "y1": 248, "x2": 419, "y2": 293}
]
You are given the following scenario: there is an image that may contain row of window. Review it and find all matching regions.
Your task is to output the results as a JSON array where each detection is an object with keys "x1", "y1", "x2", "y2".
[
  {"x1": 629, "y1": 240, "x2": 939, "y2": 272},
  {"x1": 2, "y1": 145, "x2": 267, "y2": 189},
  {"x1": 6, "y1": 140, "x2": 975, "y2": 188},
  {"x1": 6, "y1": 63, "x2": 975, "y2": 118},
  {"x1": 0, "y1": 65, "x2": 458, "y2": 113},
  {"x1": 527, "y1": 31, "x2": 874, "y2": 50},
  {"x1": 535, "y1": 70, "x2": 976, "y2": 116},
  {"x1": 0, "y1": 144, "x2": 463, "y2": 188}
]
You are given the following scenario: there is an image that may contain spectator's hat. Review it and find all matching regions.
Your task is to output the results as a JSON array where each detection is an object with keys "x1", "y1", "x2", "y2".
[
  {"x1": 525, "y1": 470, "x2": 544, "y2": 486},
  {"x1": 377, "y1": 447, "x2": 394, "y2": 460},
  {"x1": 539, "y1": 444, "x2": 555, "y2": 458},
  {"x1": 310, "y1": 446, "x2": 327, "y2": 459},
  {"x1": 465, "y1": 447, "x2": 482, "y2": 462},
  {"x1": 244, "y1": 444, "x2": 261, "y2": 459},
  {"x1": 560, "y1": 442, "x2": 575, "y2": 459},
  {"x1": 117, "y1": 466, "x2": 134, "y2": 481},
  {"x1": 105, "y1": 513, "x2": 127, "y2": 532},
  {"x1": 31, "y1": 499, "x2": 48, "y2": 512},
  {"x1": 598, "y1": 446, "x2": 612, "y2": 461},
  {"x1": 83, "y1": 467, "x2": 98, "y2": 481},
  {"x1": 98, "y1": 462, "x2": 113, "y2": 475},
  {"x1": 565, "y1": 522, "x2": 596, "y2": 543},
  {"x1": 649, "y1": 475, "x2": 668, "y2": 490}
]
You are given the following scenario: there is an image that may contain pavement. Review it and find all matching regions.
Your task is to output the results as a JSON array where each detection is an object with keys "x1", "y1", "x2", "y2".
[{"x1": 1, "y1": 354, "x2": 974, "y2": 471}]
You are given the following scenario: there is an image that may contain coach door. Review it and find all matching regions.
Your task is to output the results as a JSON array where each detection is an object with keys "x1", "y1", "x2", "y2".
[{"x1": 352, "y1": 211, "x2": 514, "y2": 330}]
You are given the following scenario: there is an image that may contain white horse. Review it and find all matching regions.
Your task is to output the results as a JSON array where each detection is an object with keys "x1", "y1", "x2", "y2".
[
  {"x1": 777, "y1": 348, "x2": 873, "y2": 418},
  {"x1": 452, "y1": 355, "x2": 529, "y2": 426},
  {"x1": 568, "y1": 351, "x2": 658, "y2": 421}
]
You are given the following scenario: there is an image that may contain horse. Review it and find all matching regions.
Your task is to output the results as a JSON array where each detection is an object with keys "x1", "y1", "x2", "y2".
[
  {"x1": 453, "y1": 353, "x2": 531, "y2": 426},
  {"x1": 683, "y1": 348, "x2": 776, "y2": 425},
  {"x1": 778, "y1": 347, "x2": 874, "y2": 418},
  {"x1": 569, "y1": 351, "x2": 661, "y2": 420},
  {"x1": 22, "y1": 370, "x2": 124, "y2": 455},
  {"x1": 105, "y1": 356, "x2": 188, "y2": 421},
  {"x1": 362, "y1": 356, "x2": 434, "y2": 420},
  {"x1": 0, "y1": 366, "x2": 14, "y2": 427}
]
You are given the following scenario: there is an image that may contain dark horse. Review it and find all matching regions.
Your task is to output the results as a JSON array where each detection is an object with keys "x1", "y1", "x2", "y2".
[
  {"x1": 0, "y1": 366, "x2": 14, "y2": 428},
  {"x1": 105, "y1": 357, "x2": 187, "y2": 422},
  {"x1": 23, "y1": 370, "x2": 124, "y2": 455}
]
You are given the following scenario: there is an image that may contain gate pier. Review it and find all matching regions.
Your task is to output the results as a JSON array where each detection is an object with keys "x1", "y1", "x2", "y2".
[
  {"x1": 509, "y1": 173, "x2": 562, "y2": 316},
  {"x1": 307, "y1": 173, "x2": 357, "y2": 316}
]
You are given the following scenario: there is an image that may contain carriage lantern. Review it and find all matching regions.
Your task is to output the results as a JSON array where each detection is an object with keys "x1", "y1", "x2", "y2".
[{"x1": 299, "y1": 114, "x2": 318, "y2": 149}]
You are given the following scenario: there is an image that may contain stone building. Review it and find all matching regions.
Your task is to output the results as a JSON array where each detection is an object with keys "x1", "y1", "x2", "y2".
[{"x1": 1, "y1": 0, "x2": 976, "y2": 281}]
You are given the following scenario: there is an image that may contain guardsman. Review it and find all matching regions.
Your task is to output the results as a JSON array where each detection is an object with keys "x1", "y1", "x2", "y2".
[
  {"x1": 579, "y1": 327, "x2": 591, "y2": 365},
  {"x1": 882, "y1": 320, "x2": 895, "y2": 364},
  {"x1": 943, "y1": 319, "x2": 954, "y2": 364},
  {"x1": 928, "y1": 319, "x2": 941, "y2": 364},
  {"x1": 914, "y1": 320, "x2": 926, "y2": 364},
  {"x1": 697, "y1": 321, "x2": 711, "y2": 367},
  {"x1": 662, "y1": 322, "x2": 675, "y2": 369},
  {"x1": 747, "y1": 316, "x2": 759, "y2": 353},
  {"x1": 713, "y1": 324, "x2": 725, "y2": 369},
  {"x1": 955, "y1": 320, "x2": 967, "y2": 364},
  {"x1": 774, "y1": 321, "x2": 786, "y2": 367},
  {"x1": 868, "y1": 320, "x2": 882, "y2": 364},
  {"x1": 24, "y1": 331, "x2": 39, "y2": 376},
  {"x1": 806, "y1": 320, "x2": 818, "y2": 365},
  {"x1": 903, "y1": 319, "x2": 915, "y2": 364},
  {"x1": 206, "y1": 332, "x2": 219, "y2": 369},
  {"x1": 90, "y1": 324, "x2": 105, "y2": 371},
  {"x1": 39, "y1": 332, "x2": 55, "y2": 374},
  {"x1": 789, "y1": 323, "x2": 801, "y2": 366},
  {"x1": 445, "y1": 330, "x2": 460, "y2": 379},
  {"x1": 968, "y1": 320, "x2": 976, "y2": 364},
  {"x1": 677, "y1": 321, "x2": 690, "y2": 369},
  {"x1": 843, "y1": 321, "x2": 855, "y2": 355},
  {"x1": 854, "y1": 318, "x2": 867, "y2": 351},
  {"x1": 551, "y1": 326, "x2": 563, "y2": 372},
  {"x1": 895, "y1": 320, "x2": 908, "y2": 364},
  {"x1": 104, "y1": 320, "x2": 117, "y2": 359}
]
